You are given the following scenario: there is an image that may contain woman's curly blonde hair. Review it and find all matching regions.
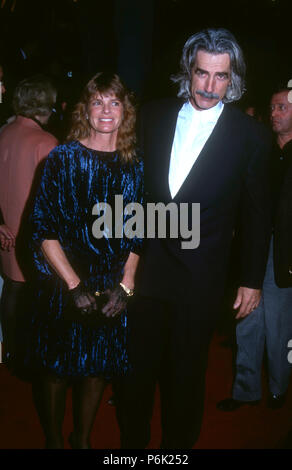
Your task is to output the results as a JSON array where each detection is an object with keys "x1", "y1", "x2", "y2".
[{"x1": 67, "y1": 72, "x2": 137, "y2": 162}]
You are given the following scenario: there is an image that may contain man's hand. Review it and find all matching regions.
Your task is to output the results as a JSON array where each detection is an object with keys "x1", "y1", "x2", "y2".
[
  {"x1": 0, "y1": 224, "x2": 15, "y2": 251},
  {"x1": 233, "y1": 286, "x2": 261, "y2": 319}
]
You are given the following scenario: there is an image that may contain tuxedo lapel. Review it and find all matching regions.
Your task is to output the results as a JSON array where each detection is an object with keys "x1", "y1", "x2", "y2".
[
  {"x1": 173, "y1": 105, "x2": 231, "y2": 201},
  {"x1": 145, "y1": 101, "x2": 232, "y2": 203}
]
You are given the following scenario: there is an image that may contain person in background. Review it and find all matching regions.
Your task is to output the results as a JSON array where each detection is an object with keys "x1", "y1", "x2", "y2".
[
  {"x1": 217, "y1": 85, "x2": 292, "y2": 411},
  {"x1": 0, "y1": 75, "x2": 58, "y2": 371}
]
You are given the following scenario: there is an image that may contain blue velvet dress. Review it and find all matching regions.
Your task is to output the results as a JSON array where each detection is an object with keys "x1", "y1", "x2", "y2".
[{"x1": 24, "y1": 140, "x2": 143, "y2": 379}]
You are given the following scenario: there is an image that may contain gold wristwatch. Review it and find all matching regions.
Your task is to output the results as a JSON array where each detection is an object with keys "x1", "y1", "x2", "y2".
[{"x1": 119, "y1": 282, "x2": 134, "y2": 297}]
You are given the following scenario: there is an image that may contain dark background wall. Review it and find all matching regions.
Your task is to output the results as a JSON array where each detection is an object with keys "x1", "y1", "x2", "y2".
[{"x1": 0, "y1": 0, "x2": 291, "y2": 115}]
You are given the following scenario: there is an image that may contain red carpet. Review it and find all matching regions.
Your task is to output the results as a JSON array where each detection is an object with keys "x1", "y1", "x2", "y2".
[{"x1": 0, "y1": 333, "x2": 291, "y2": 449}]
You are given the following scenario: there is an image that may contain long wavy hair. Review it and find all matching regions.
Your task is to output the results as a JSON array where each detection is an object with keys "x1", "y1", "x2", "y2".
[
  {"x1": 67, "y1": 72, "x2": 136, "y2": 162},
  {"x1": 171, "y1": 28, "x2": 246, "y2": 103}
]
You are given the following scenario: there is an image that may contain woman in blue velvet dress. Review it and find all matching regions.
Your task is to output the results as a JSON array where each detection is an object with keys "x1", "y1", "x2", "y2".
[{"x1": 26, "y1": 72, "x2": 143, "y2": 449}]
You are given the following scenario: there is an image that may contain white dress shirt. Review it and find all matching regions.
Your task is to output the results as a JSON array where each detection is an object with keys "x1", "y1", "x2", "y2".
[{"x1": 168, "y1": 100, "x2": 224, "y2": 198}]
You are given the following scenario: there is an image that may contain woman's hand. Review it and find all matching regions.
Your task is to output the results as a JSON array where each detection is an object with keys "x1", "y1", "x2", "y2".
[
  {"x1": 0, "y1": 224, "x2": 15, "y2": 251},
  {"x1": 101, "y1": 251, "x2": 140, "y2": 317},
  {"x1": 101, "y1": 285, "x2": 130, "y2": 318},
  {"x1": 69, "y1": 282, "x2": 97, "y2": 315}
]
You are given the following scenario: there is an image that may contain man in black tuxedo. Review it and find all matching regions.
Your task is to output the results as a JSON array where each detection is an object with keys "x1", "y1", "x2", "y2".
[{"x1": 115, "y1": 28, "x2": 272, "y2": 449}]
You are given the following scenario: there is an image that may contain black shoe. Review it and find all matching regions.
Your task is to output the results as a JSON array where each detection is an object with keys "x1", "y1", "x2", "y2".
[
  {"x1": 267, "y1": 394, "x2": 286, "y2": 409},
  {"x1": 217, "y1": 397, "x2": 260, "y2": 411}
]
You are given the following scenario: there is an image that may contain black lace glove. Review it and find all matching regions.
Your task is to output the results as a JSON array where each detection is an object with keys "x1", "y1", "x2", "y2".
[
  {"x1": 101, "y1": 285, "x2": 131, "y2": 318},
  {"x1": 69, "y1": 282, "x2": 97, "y2": 315}
]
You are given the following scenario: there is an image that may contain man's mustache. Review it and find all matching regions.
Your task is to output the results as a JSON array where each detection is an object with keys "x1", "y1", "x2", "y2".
[{"x1": 196, "y1": 90, "x2": 220, "y2": 100}]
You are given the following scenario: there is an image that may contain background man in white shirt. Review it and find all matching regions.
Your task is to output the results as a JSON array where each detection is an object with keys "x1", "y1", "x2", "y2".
[{"x1": 116, "y1": 28, "x2": 272, "y2": 449}]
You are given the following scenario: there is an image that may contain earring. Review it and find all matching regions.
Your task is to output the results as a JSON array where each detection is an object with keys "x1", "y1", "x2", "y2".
[{"x1": 85, "y1": 114, "x2": 88, "y2": 120}]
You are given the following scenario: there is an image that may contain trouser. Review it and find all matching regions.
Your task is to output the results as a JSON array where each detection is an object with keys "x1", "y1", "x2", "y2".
[
  {"x1": 0, "y1": 277, "x2": 27, "y2": 364},
  {"x1": 232, "y1": 243, "x2": 292, "y2": 401},
  {"x1": 115, "y1": 295, "x2": 218, "y2": 449}
]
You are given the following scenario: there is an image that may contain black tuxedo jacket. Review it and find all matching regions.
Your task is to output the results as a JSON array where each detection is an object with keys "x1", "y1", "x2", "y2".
[{"x1": 137, "y1": 98, "x2": 272, "y2": 306}]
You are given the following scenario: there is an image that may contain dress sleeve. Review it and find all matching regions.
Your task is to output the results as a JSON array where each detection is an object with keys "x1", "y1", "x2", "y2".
[
  {"x1": 29, "y1": 148, "x2": 64, "y2": 277},
  {"x1": 129, "y1": 157, "x2": 145, "y2": 256}
]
